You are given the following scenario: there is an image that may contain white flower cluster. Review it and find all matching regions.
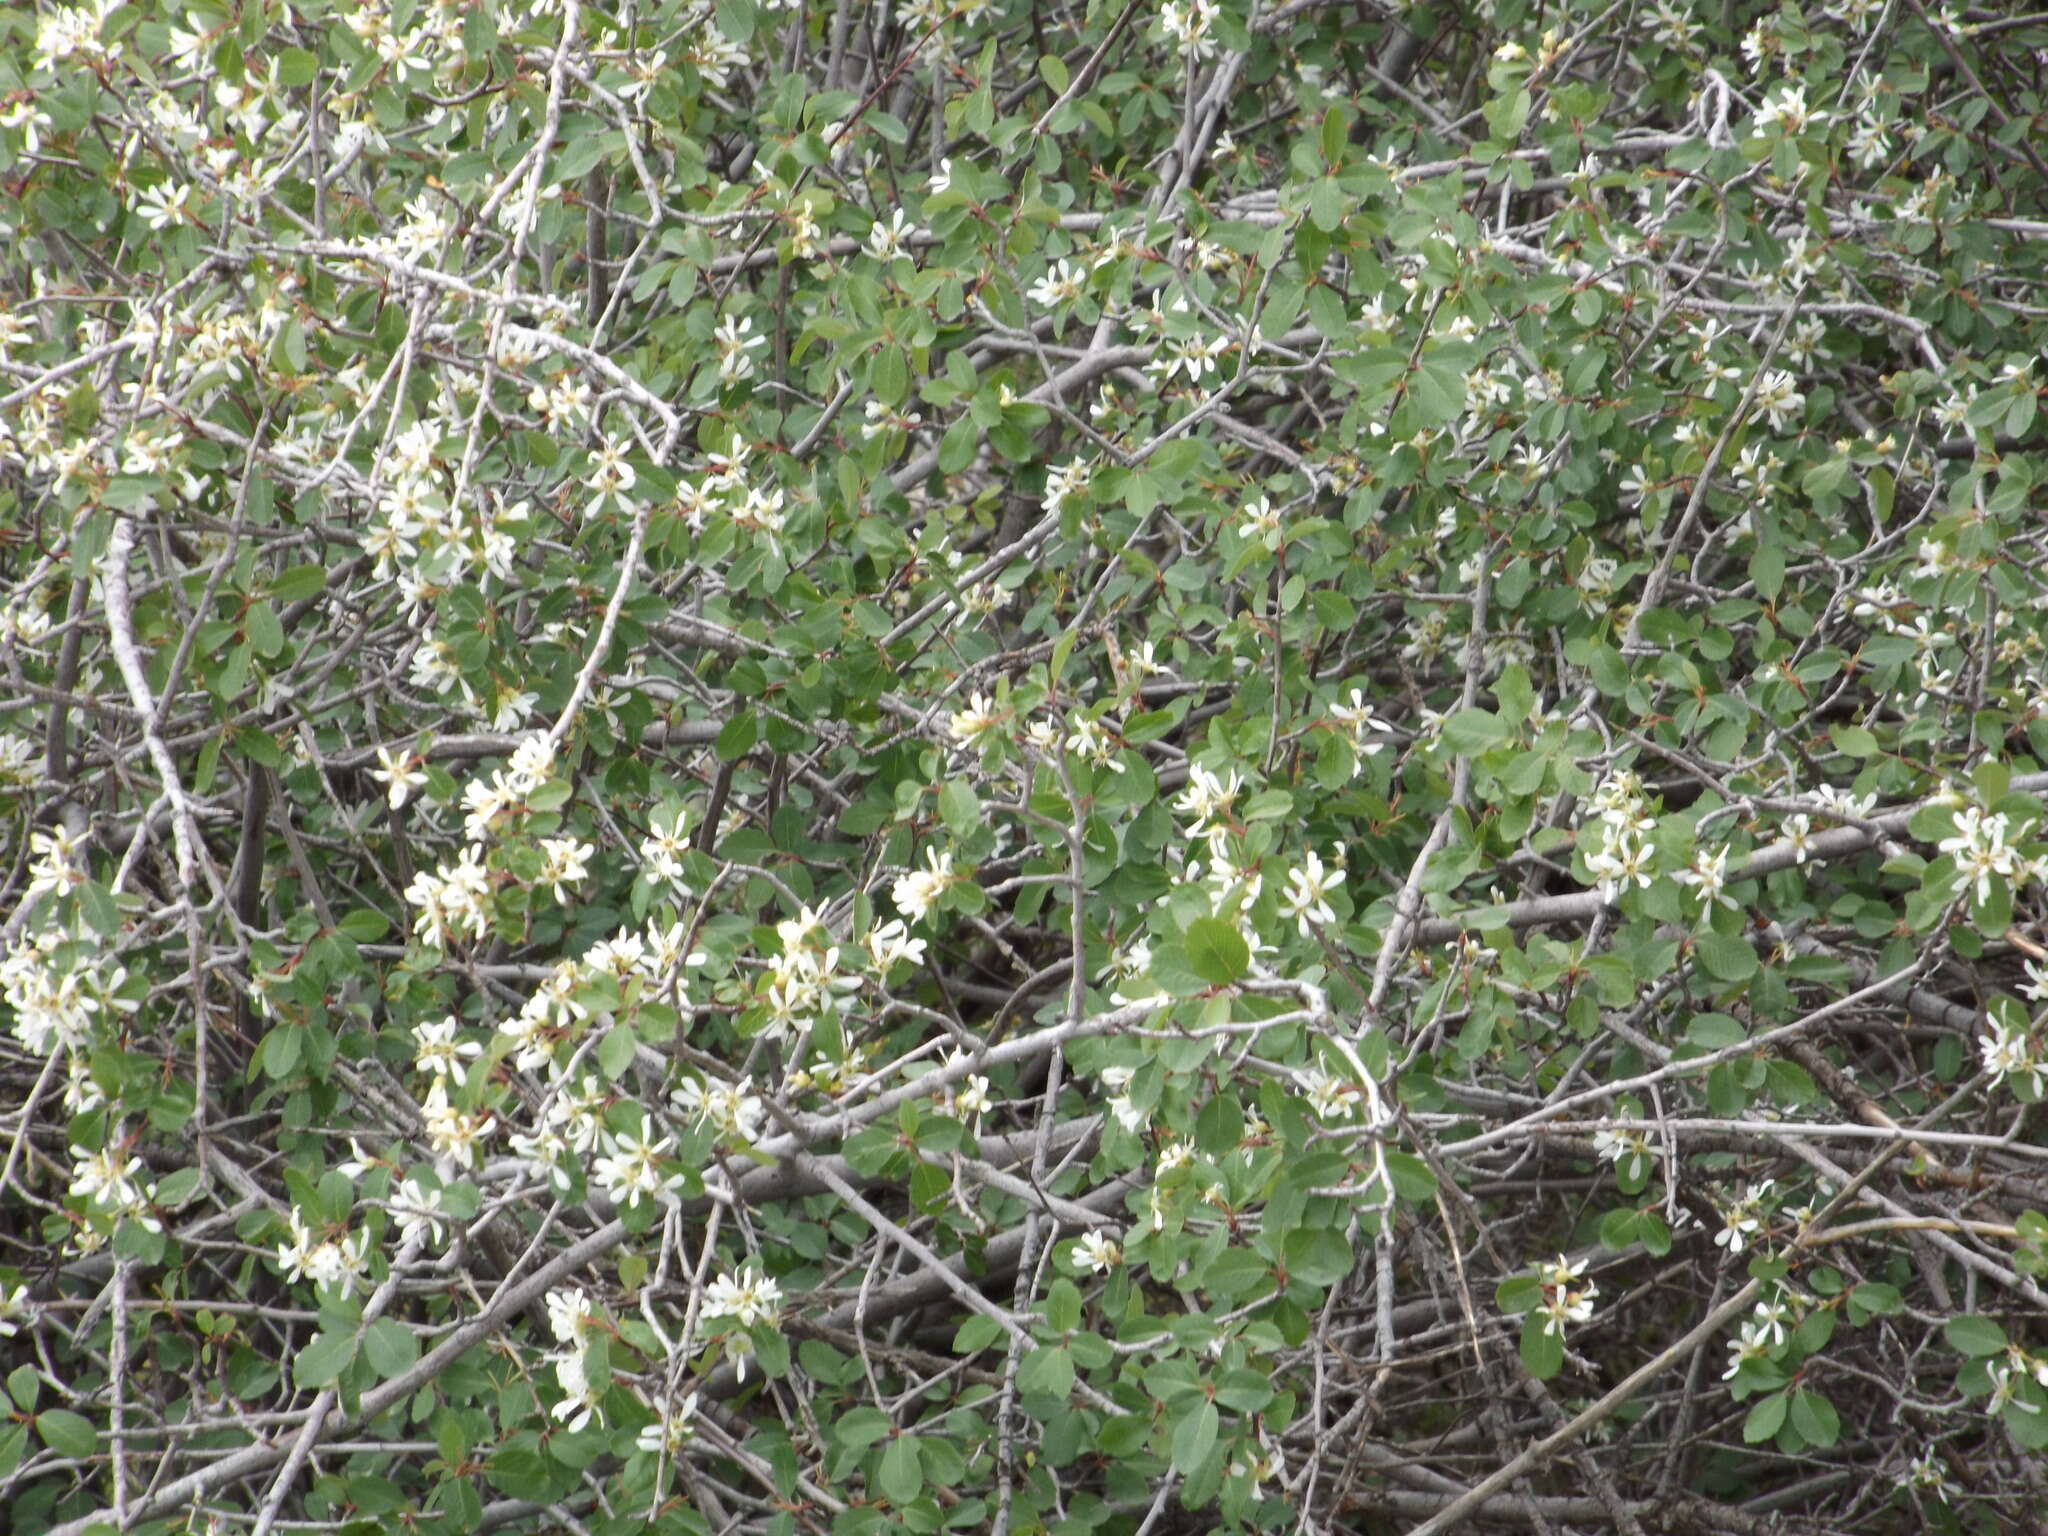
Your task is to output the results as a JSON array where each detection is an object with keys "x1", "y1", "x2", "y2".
[
  {"x1": 1581, "y1": 770, "x2": 1656, "y2": 900},
  {"x1": 508, "y1": 1070, "x2": 611, "y2": 1194},
  {"x1": 404, "y1": 843, "x2": 493, "y2": 947},
  {"x1": 276, "y1": 1209, "x2": 371, "y2": 1294},
  {"x1": 1672, "y1": 844, "x2": 1736, "y2": 910},
  {"x1": 421, "y1": 1079, "x2": 495, "y2": 1171},
  {"x1": 673, "y1": 1073, "x2": 767, "y2": 1145},
  {"x1": 1534, "y1": 1254, "x2": 1599, "y2": 1337},
  {"x1": 3, "y1": 932, "x2": 135, "y2": 1059},
  {"x1": 1159, "y1": 0, "x2": 1218, "y2": 61},
  {"x1": 1987, "y1": 1341, "x2": 2048, "y2": 1417},
  {"x1": 759, "y1": 903, "x2": 861, "y2": 1042},
  {"x1": 360, "y1": 421, "x2": 532, "y2": 594},
  {"x1": 23, "y1": 824, "x2": 88, "y2": 906},
  {"x1": 931, "y1": 1049, "x2": 992, "y2": 1131},
  {"x1": 1981, "y1": 1009, "x2": 2046, "y2": 1099},
  {"x1": 1326, "y1": 689, "x2": 1394, "y2": 770},
  {"x1": 1938, "y1": 805, "x2": 2038, "y2": 905},
  {"x1": 1714, "y1": 1181, "x2": 1776, "y2": 1256},
  {"x1": 591, "y1": 1118, "x2": 685, "y2": 1210},
  {"x1": 700, "y1": 1266, "x2": 784, "y2": 1380},
  {"x1": 69, "y1": 1128, "x2": 160, "y2": 1237},
  {"x1": 1722, "y1": 1287, "x2": 1806, "y2": 1380},
  {"x1": 1173, "y1": 763, "x2": 1243, "y2": 858},
  {"x1": 1593, "y1": 1114, "x2": 1656, "y2": 1183}
]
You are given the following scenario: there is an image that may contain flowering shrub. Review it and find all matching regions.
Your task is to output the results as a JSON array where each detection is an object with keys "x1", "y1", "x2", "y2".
[{"x1": 6, "y1": 0, "x2": 2048, "y2": 1531}]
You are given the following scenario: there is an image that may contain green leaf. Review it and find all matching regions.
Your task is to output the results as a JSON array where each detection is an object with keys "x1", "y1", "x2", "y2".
[
  {"x1": 1946, "y1": 1315, "x2": 2007, "y2": 1356},
  {"x1": 871, "y1": 346, "x2": 910, "y2": 408},
  {"x1": 1043, "y1": 1278, "x2": 1081, "y2": 1334},
  {"x1": 1441, "y1": 707, "x2": 1509, "y2": 755},
  {"x1": 1692, "y1": 931, "x2": 1757, "y2": 982},
  {"x1": 835, "y1": 1407, "x2": 892, "y2": 1449},
  {"x1": 1743, "y1": 1390, "x2": 1788, "y2": 1443},
  {"x1": 1789, "y1": 1389, "x2": 1839, "y2": 1448},
  {"x1": 1170, "y1": 1399, "x2": 1219, "y2": 1476},
  {"x1": 716, "y1": 711, "x2": 758, "y2": 762},
  {"x1": 293, "y1": 1328, "x2": 358, "y2": 1390},
  {"x1": 1017, "y1": 1344, "x2": 1073, "y2": 1398},
  {"x1": 36, "y1": 1409, "x2": 96, "y2": 1459},
  {"x1": 938, "y1": 778, "x2": 980, "y2": 834},
  {"x1": 878, "y1": 1433, "x2": 922, "y2": 1504},
  {"x1": 364, "y1": 1317, "x2": 419, "y2": 1379},
  {"x1": 337, "y1": 908, "x2": 391, "y2": 942},
  {"x1": 275, "y1": 47, "x2": 319, "y2": 86},
  {"x1": 1183, "y1": 915, "x2": 1249, "y2": 986},
  {"x1": 1518, "y1": 1317, "x2": 1563, "y2": 1380},
  {"x1": 270, "y1": 563, "x2": 326, "y2": 602}
]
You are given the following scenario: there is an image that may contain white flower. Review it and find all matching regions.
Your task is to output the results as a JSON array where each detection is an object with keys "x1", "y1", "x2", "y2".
[
  {"x1": 1722, "y1": 1327, "x2": 1772, "y2": 1380},
  {"x1": 275, "y1": 1210, "x2": 370, "y2": 1294},
  {"x1": 1938, "y1": 806, "x2": 2020, "y2": 904},
  {"x1": 25, "y1": 825, "x2": 87, "y2": 903},
  {"x1": 70, "y1": 1136, "x2": 148, "y2": 1210},
  {"x1": 947, "y1": 691, "x2": 1004, "y2": 746},
  {"x1": 412, "y1": 1016, "x2": 484, "y2": 1086},
  {"x1": 1298, "y1": 1067, "x2": 1352, "y2": 1121},
  {"x1": 702, "y1": 1267, "x2": 784, "y2": 1330},
  {"x1": 1239, "y1": 495, "x2": 1283, "y2": 551},
  {"x1": 1674, "y1": 844, "x2": 1737, "y2": 909},
  {"x1": 714, "y1": 314, "x2": 766, "y2": 382},
  {"x1": 593, "y1": 1125, "x2": 681, "y2": 1209},
  {"x1": 867, "y1": 208, "x2": 914, "y2": 261},
  {"x1": 641, "y1": 809, "x2": 694, "y2": 891},
  {"x1": 506, "y1": 734, "x2": 555, "y2": 795},
  {"x1": 552, "y1": 1350, "x2": 604, "y2": 1431},
  {"x1": 1981, "y1": 1015, "x2": 2044, "y2": 1097},
  {"x1": 1713, "y1": 1184, "x2": 1771, "y2": 1255},
  {"x1": 0, "y1": 1282, "x2": 29, "y2": 1337},
  {"x1": 1752, "y1": 369, "x2": 1806, "y2": 432},
  {"x1": 1027, "y1": 258, "x2": 1085, "y2": 310},
  {"x1": 1593, "y1": 1118, "x2": 1655, "y2": 1183},
  {"x1": 863, "y1": 918, "x2": 927, "y2": 973},
  {"x1": 547, "y1": 1286, "x2": 597, "y2": 1345},
  {"x1": 461, "y1": 770, "x2": 522, "y2": 841},
  {"x1": 537, "y1": 836, "x2": 594, "y2": 902},
  {"x1": 672, "y1": 1074, "x2": 767, "y2": 1143},
  {"x1": 1279, "y1": 849, "x2": 1342, "y2": 936},
  {"x1": 892, "y1": 846, "x2": 956, "y2": 924},
  {"x1": 1327, "y1": 689, "x2": 1393, "y2": 756},
  {"x1": 421, "y1": 1080, "x2": 494, "y2": 1170},
  {"x1": 1780, "y1": 812, "x2": 1814, "y2": 864},
  {"x1": 1754, "y1": 83, "x2": 1825, "y2": 135},
  {"x1": 1042, "y1": 458, "x2": 1091, "y2": 515},
  {"x1": 1072, "y1": 1230, "x2": 1122, "y2": 1273},
  {"x1": 636, "y1": 1392, "x2": 699, "y2": 1456},
  {"x1": 1160, "y1": 0, "x2": 1218, "y2": 58},
  {"x1": 385, "y1": 1171, "x2": 449, "y2": 1244}
]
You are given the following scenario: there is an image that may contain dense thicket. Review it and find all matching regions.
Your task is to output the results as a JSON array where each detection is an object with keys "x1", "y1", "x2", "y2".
[{"x1": 6, "y1": 1, "x2": 2048, "y2": 1532}]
